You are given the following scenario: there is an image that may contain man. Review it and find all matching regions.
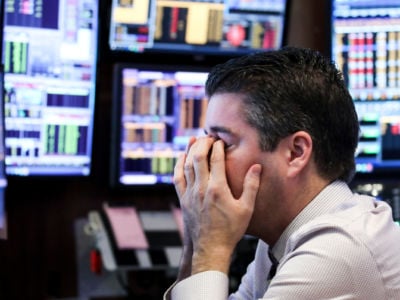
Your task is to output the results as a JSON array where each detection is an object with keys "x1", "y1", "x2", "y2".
[{"x1": 167, "y1": 47, "x2": 400, "y2": 299}]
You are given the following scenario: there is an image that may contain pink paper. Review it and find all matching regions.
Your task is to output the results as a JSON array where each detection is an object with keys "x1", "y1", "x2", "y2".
[{"x1": 103, "y1": 204, "x2": 149, "y2": 249}]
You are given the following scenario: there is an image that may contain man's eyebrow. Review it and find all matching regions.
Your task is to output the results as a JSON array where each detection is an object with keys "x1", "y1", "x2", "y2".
[{"x1": 204, "y1": 126, "x2": 233, "y2": 135}]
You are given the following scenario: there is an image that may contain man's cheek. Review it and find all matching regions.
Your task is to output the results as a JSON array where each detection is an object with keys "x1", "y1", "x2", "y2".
[{"x1": 226, "y1": 165, "x2": 246, "y2": 198}]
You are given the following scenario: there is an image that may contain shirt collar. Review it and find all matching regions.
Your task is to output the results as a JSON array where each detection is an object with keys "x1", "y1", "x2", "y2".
[{"x1": 271, "y1": 180, "x2": 354, "y2": 261}]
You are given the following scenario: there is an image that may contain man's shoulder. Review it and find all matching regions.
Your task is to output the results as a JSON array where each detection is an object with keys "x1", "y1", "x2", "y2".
[{"x1": 287, "y1": 196, "x2": 400, "y2": 260}]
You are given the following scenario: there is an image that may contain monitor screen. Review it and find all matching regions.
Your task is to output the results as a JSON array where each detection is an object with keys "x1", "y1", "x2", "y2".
[
  {"x1": 0, "y1": 66, "x2": 7, "y2": 238},
  {"x1": 332, "y1": 0, "x2": 400, "y2": 177},
  {"x1": 2, "y1": 0, "x2": 99, "y2": 176},
  {"x1": 108, "y1": 0, "x2": 288, "y2": 56},
  {"x1": 110, "y1": 63, "x2": 210, "y2": 187},
  {"x1": 0, "y1": 0, "x2": 7, "y2": 239}
]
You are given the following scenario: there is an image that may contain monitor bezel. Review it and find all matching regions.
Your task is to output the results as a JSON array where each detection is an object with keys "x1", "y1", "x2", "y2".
[
  {"x1": 105, "y1": 0, "x2": 292, "y2": 61},
  {"x1": 109, "y1": 62, "x2": 214, "y2": 191},
  {"x1": 330, "y1": 0, "x2": 400, "y2": 182},
  {"x1": 1, "y1": 0, "x2": 100, "y2": 178}
]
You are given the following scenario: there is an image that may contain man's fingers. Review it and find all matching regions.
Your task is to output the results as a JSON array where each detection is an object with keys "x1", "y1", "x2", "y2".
[
  {"x1": 182, "y1": 136, "x2": 197, "y2": 187},
  {"x1": 174, "y1": 153, "x2": 187, "y2": 198},
  {"x1": 191, "y1": 137, "x2": 215, "y2": 185},
  {"x1": 184, "y1": 137, "x2": 215, "y2": 188},
  {"x1": 241, "y1": 164, "x2": 262, "y2": 208},
  {"x1": 186, "y1": 136, "x2": 197, "y2": 153},
  {"x1": 208, "y1": 140, "x2": 227, "y2": 185}
]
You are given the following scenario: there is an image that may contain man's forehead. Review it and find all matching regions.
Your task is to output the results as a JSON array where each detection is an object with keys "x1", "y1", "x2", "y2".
[
  {"x1": 205, "y1": 97, "x2": 246, "y2": 135},
  {"x1": 206, "y1": 94, "x2": 243, "y2": 116}
]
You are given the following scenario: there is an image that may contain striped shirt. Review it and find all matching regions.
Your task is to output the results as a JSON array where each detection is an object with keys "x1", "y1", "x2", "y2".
[{"x1": 171, "y1": 181, "x2": 400, "y2": 299}]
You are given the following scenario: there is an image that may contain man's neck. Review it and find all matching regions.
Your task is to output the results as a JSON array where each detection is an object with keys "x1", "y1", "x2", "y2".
[{"x1": 260, "y1": 176, "x2": 331, "y2": 247}]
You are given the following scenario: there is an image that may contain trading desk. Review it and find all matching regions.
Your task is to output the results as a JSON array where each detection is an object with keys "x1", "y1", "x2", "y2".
[
  {"x1": 86, "y1": 208, "x2": 183, "y2": 272},
  {"x1": 82, "y1": 205, "x2": 258, "y2": 298}
]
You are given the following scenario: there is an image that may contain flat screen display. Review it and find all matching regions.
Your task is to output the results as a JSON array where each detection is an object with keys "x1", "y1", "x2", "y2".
[
  {"x1": 109, "y1": 0, "x2": 288, "y2": 56},
  {"x1": 110, "y1": 63, "x2": 209, "y2": 187},
  {"x1": 0, "y1": 66, "x2": 7, "y2": 238},
  {"x1": 2, "y1": 0, "x2": 99, "y2": 176},
  {"x1": 332, "y1": 0, "x2": 400, "y2": 176}
]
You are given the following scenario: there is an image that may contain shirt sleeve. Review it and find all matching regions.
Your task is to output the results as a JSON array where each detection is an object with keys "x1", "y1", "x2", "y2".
[{"x1": 171, "y1": 271, "x2": 229, "y2": 300}]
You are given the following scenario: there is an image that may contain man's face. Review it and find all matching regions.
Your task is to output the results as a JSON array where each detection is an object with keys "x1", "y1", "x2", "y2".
[
  {"x1": 204, "y1": 93, "x2": 306, "y2": 238},
  {"x1": 205, "y1": 93, "x2": 275, "y2": 201}
]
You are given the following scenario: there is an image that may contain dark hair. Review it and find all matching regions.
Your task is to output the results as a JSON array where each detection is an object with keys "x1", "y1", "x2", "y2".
[{"x1": 205, "y1": 47, "x2": 360, "y2": 183}]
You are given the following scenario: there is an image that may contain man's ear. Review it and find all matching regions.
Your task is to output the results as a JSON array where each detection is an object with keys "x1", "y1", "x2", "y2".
[{"x1": 286, "y1": 131, "x2": 313, "y2": 178}]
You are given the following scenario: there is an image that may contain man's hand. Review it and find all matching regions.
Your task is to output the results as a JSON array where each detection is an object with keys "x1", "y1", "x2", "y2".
[
  {"x1": 174, "y1": 136, "x2": 261, "y2": 276},
  {"x1": 173, "y1": 136, "x2": 197, "y2": 281}
]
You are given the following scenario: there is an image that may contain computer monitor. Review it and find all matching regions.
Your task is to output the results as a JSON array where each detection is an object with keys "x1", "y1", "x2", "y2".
[
  {"x1": 0, "y1": 66, "x2": 7, "y2": 238},
  {"x1": 108, "y1": 0, "x2": 289, "y2": 56},
  {"x1": 0, "y1": 0, "x2": 6, "y2": 239},
  {"x1": 2, "y1": 0, "x2": 99, "y2": 176},
  {"x1": 110, "y1": 63, "x2": 210, "y2": 187},
  {"x1": 331, "y1": 0, "x2": 400, "y2": 177}
]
